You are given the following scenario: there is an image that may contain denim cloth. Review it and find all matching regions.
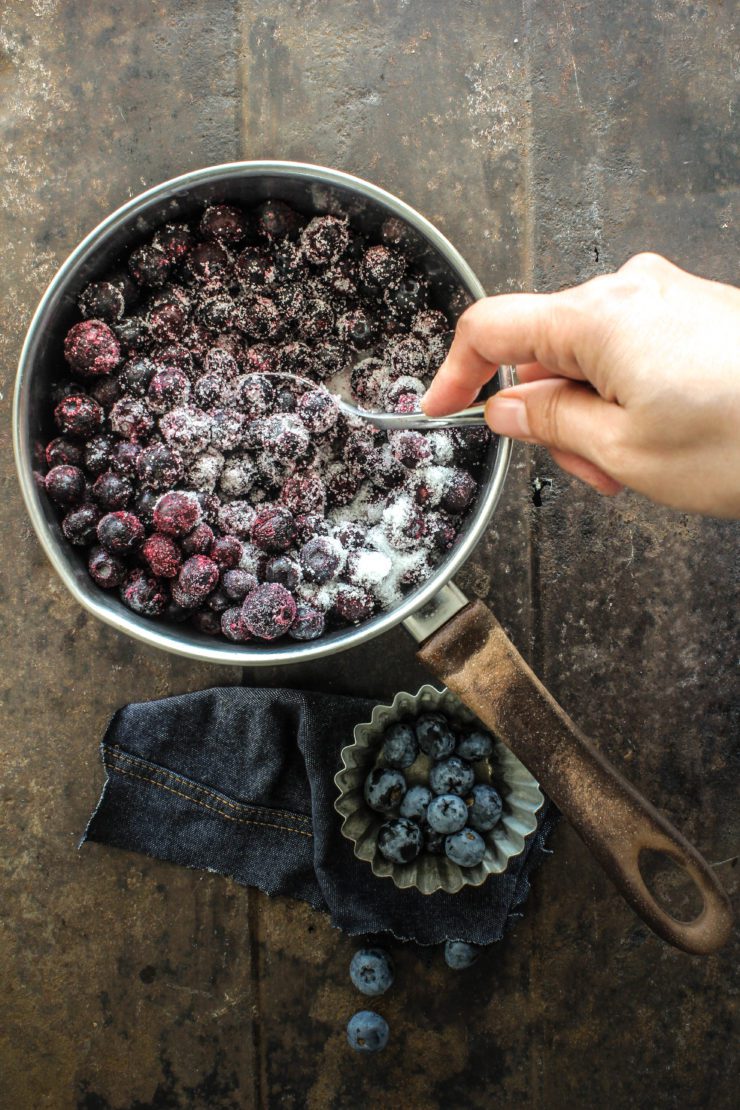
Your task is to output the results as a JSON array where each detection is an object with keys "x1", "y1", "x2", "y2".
[{"x1": 83, "y1": 686, "x2": 558, "y2": 946}]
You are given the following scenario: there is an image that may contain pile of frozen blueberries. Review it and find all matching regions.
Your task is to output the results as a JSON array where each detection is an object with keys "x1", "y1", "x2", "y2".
[
  {"x1": 38, "y1": 198, "x2": 491, "y2": 645},
  {"x1": 364, "y1": 711, "x2": 503, "y2": 869},
  {"x1": 346, "y1": 939, "x2": 481, "y2": 1053}
]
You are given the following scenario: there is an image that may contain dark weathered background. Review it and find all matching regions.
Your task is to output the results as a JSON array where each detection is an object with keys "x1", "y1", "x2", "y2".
[{"x1": 1, "y1": 2, "x2": 737, "y2": 1107}]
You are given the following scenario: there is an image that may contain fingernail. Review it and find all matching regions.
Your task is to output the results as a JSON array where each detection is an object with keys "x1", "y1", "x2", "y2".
[{"x1": 486, "y1": 397, "x2": 531, "y2": 438}]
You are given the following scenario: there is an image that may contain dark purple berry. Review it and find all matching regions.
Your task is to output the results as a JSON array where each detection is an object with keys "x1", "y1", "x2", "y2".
[
  {"x1": 251, "y1": 506, "x2": 297, "y2": 553},
  {"x1": 265, "y1": 555, "x2": 301, "y2": 590},
  {"x1": 256, "y1": 199, "x2": 302, "y2": 240},
  {"x1": 45, "y1": 465, "x2": 85, "y2": 506},
  {"x1": 136, "y1": 444, "x2": 183, "y2": 490},
  {"x1": 299, "y1": 536, "x2": 341, "y2": 584},
  {"x1": 153, "y1": 223, "x2": 193, "y2": 263},
  {"x1": 221, "y1": 606, "x2": 250, "y2": 642},
  {"x1": 120, "y1": 569, "x2": 167, "y2": 617},
  {"x1": 109, "y1": 398, "x2": 155, "y2": 441},
  {"x1": 222, "y1": 569, "x2": 257, "y2": 602},
  {"x1": 83, "y1": 434, "x2": 114, "y2": 476},
  {"x1": 78, "y1": 281, "x2": 125, "y2": 323},
  {"x1": 45, "y1": 437, "x2": 84, "y2": 468},
  {"x1": 288, "y1": 603, "x2": 325, "y2": 641},
  {"x1": 300, "y1": 215, "x2": 349, "y2": 267},
  {"x1": 181, "y1": 522, "x2": 214, "y2": 555},
  {"x1": 61, "y1": 502, "x2": 101, "y2": 545},
  {"x1": 91, "y1": 470, "x2": 133, "y2": 510},
  {"x1": 54, "y1": 395, "x2": 104, "y2": 439},
  {"x1": 96, "y1": 511, "x2": 145, "y2": 554},
  {"x1": 147, "y1": 367, "x2": 190, "y2": 413},
  {"x1": 110, "y1": 441, "x2": 142, "y2": 479},
  {"x1": 333, "y1": 586, "x2": 375, "y2": 624},
  {"x1": 153, "y1": 491, "x2": 202, "y2": 537},
  {"x1": 442, "y1": 470, "x2": 477, "y2": 514},
  {"x1": 178, "y1": 555, "x2": 219, "y2": 600},
  {"x1": 200, "y1": 204, "x2": 249, "y2": 246},
  {"x1": 240, "y1": 582, "x2": 297, "y2": 641},
  {"x1": 119, "y1": 357, "x2": 156, "y2": 397},
  {"x1": 191, "y1": 608, "x2": 222, "y2": 635},
  {"x1": 88, "y1": 545, "x2": 127, "y2": 588},
  {"x1": 361, "y1": 245, "x2": 406, "y2": 288}
]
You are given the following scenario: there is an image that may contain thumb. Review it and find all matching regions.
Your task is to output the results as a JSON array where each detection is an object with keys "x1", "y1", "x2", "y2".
[{"x1": 486, "y1": 377, "x2": 627, "y2": 478}]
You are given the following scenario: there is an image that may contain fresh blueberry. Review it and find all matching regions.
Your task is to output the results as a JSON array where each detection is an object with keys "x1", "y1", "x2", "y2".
[
  {"x1": 426, "y1": 794, "x2": 468, "y2": 834},
  {"x1": 456, "y1": 730, "x2": 494, "y2": 762},
  {"x1": 445, "y1": 827, "x2": 487, "y2": 868},
  {"x1": 444, "y1": 940, "x2": 481, "y2": 970},
  {"x1": 346, "y1": 1010, "x2": 389, "y2": 1053},
  {"x1": 429, "y1": 756, "x2": 475, "y2": 797},
  {"x1": 399, "y1": 785, "x2": 432, "y2": 822},
  {"x1": 414, "y1": 713, "x2": 455, "y2": 760},
  {"x1": 467, "y1": 784, "x2": 503, "y2": 832},
  {"x1": 382, "y1": 722, "x2": 419, "y2": 769},
  {"x1": 377, "y1": 818, "x2": 423, "y2": 864},
  {"x1": 349, "y1": 949, "x2": 394, "y2": 997},
  {"x1": 363, "y1": 768, "x2": 406, "y2": 816}
]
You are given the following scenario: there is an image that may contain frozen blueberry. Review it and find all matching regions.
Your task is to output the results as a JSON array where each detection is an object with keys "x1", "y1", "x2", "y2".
[
  {"x1": 455, "y1": 730, "x2": 494, "y2": 762},
  {"x1": 62, "y1": 502, "x2": 101, "y2": 545},
  {"x1": 54, "y1": 394, "x2": 104, "y2": 439},
  {"x1": 96, "y1": 511, "x2": 144, "y2": 555},
  {"x1": 442, "y1": 470, "x2": 477, "y2": 514},
  {"x1": 120, "y1": 569, "x2": 168, "y2": 617},
  {"x1": 64, "y1": 319, "x2": 122, "y2": 377},
  {"x1": 129, "y1": 243, "x2": 172, "y2": 287},
  {"x1": 265, "y1": 554, "x2": 301, "y2": 590},
  {"x1": 182, "y1": 521, "x2": 215, "y2": 555},
  {"x1": 83, "y1": 434, "x2": 114, "y2": 476},
  {"x1": 241, "y1": 582, "x2": 297, "y2": 641},
  {"x1": 381, "y1": 722, "x2": 419, "y2": 770},
  {"x1": 222, "y1": 569, "x2": 257, "y2": 602},
  {"x1": 141, "y1": 533, "x2": 182, "y2": 579},
  {"x1": 88, "y1": 545, "x2": 126, "y2": 589},
  {"x1": 429, "y1": 756, "x2": 475, "y2": 798},
  {"x1": 200, "y1": 203, "x2": 249, "y2": 246},
  {"x1": 177, "y1": 555, "x2": 219, "y2": 601},
  {"x1": 363, "y1": 767, "x2": 406, "y2": 816},
  {"x1": 45, "y1": 465, "x2": 85, "y2": 506},
  {"x1": 399, "y1": 785, "x2": 432, "y2": 823},
  {"x1": 211, "y1": 535, "x2": 244, "y2": 569},
  {"x1": 444, "y1": 940, "x2": 481, "y2": 970},
  {"x1": 288, "y1": 603, "x2": 325, "y2": 642},
  {"x1": 45, "y1": 437, "x2": 84, "y2": 469},
  {"x1": 377, "y1": 817, "x2": 423, "y2": 864},
  {"x1": 299, "y1": 536, "x2": 341, "y2": 584},
  {"x1": 153, "y1": 491, "x2": 202, "y2": 537},
  {"x1": 349, "y1": 949, "x2": 394, "y2": 997},
  {"x1": 445, "y1": 827, "x2": 486, "y2": 868},
  {"x1": 466, "y1": 784, "x2": 503, "y2": 832},
  {"x1": 136, "y1": 445, "x2": 183, "y2": 491},
  {"x1": 251, "y1": 506, "x2": 297, "y2": 553},
  {"x1": 119, "y1": 357, "x2": 156, "y2": 397},
  {"x1": 78, "y1": 281, "x2": 126, "y2": 323},
  {"x1": 346, "y1": 1010, "x2": 389, "y2": 1054},
  {"x1": 221, "y1": 606, "x2": 250, "y2": 642},
  {"x1": 300, "y1": 215, "x2": 349, "y2": 266},
  {"x1": 414, "y1": 713, "x2": 455, "y2": 760},
  {"x1": 91, "y1": 470, "x2": 133, "y2": 511},
  {"x1": 426, "y1": 794, "x2": 468, "y2": 834}
]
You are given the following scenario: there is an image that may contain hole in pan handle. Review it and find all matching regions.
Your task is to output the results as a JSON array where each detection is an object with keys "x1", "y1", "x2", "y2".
[{"x1": 413, "y1": 597, "x2": 734, "y2": 955}]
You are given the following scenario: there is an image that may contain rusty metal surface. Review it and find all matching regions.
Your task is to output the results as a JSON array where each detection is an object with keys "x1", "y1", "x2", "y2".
[{"x1": 0, "y1": 2, "x2": 737, "y2": 1108}]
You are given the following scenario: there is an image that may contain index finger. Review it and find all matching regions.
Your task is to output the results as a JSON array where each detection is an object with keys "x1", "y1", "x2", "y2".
[{"x1": 422, "y1": 292, "x2": 580, "y2": 416}]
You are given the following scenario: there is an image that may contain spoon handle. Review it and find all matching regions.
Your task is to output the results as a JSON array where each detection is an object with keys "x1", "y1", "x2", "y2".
[{"x1": 336, "y1": 400, "x2": 488, "y2": 431}]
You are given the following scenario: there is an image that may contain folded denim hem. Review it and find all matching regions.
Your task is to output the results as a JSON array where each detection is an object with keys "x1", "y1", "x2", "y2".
[{"x1": 83, "y1": 742, "x2": 323, "y2": 909}]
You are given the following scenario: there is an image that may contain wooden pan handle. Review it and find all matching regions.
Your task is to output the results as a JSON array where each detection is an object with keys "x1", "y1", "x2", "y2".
[{"x1": 417, "y1": 600, "x2": 733, "y2": 955}]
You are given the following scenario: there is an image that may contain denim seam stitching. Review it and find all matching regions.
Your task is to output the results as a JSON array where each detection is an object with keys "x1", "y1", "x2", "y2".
[
  {"x1": 104, "y1": 747, "x2": 312, "y2": 828},
  {"x1": 108, "y1": 765, "x2": 314, "y2": 839}
]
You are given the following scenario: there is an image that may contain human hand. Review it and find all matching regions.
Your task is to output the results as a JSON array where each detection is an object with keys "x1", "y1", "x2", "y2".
[{"x1": 422, "y1": 253, "x2": 740, "y2": 517}]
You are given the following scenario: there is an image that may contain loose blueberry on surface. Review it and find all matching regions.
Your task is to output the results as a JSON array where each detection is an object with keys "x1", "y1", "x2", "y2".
[
  {"x1": 240, "y1": 582, "x2": 297, "y2": 641},
  {"x1": 444, "y1": 940, "x2": 481, "y2": 970},
  {"x1": 466, "y1": 784, "x2": 503, "y2": 832},
  {"x1": 88, "y1": 545, "x2": 127, "y2": 588},
  {"x1": 45, "y1": 465, "x2": 85, "y2": 506},
  {"x1": 376, "y1": 817, "x2": 423, "y2": 864},
  {"x1": 363, "y1": 767, "x2": 406, "y2": 816},
  {"x1": 415, "y1": 713, "x2": 456, "y2": 760},
  {"x1": 346, "y1": 1011, "x2": 389, "y2": 1054},
  {"x1": 445, "y1": 827, "x2": 487, "y2": 868},
  {"x1": 97, "y1": 511, "x2": 144, "y2": 554},
  {"x1": 426, "y1": 794, "x2": 468, "y2": 834},
  {"x1": 381, "y1": 722, "x2": 419, "y2": 770},
  {"x1": 399, "y1": 785, "x2": 432, "y2": 822},
  {"x1": 288, "y1": 603, "x2": 325, "y2": 641},
  {"x1": 349, "y1": 949, "x2": 394, "y2": 997},
  {"x1": 429, "y1": 756, "x2": 476, "y2": 797},
  {"x1": 457, "y1": 730, "x2": 494, "y2": 762}
]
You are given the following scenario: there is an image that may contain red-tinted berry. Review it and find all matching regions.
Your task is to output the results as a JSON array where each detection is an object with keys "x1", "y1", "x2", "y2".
[
  {"x1": 182, "y1": 521, "x2": 214, "y2": 555},
  {"x1": 153, "y1": 491, "x2": 202, "y2": 537},
  {"x1": 241, "y1": 582, "x2": 297, "y2": 641},
  {"x1": 141, "y1": 533, "x2": 182, "y2": 578},
  {"x1": 64, "y1": 320, "x2": 122, "y2": 377},
  {"x1": 120, "y1": 569, "x2": 168, "y2": 616},
  {"x1": 200, "y1": 204, "x2": 249, "y2": 246},
  {"x1": 153, "y1": 223, "x2": 193, "y2": 263},
  {"x1": 221, "y1": 606, "x2": 250, "y2": 642},
  {"x1": 251, "y1": 506, "x2": 297, "y2": 553},
  {"x1": 45, "y1": 437, "x2": 84, "y2": 468},
  {"x1": 129, "y1": 243, "x2": 171, "y2": 287},
  {"x1": 178, "y1": 555, "x2": 219, "y2": 600},
  {"x1": 210, "y1": 534, "x2": 243, "y2": 568},
  {"x1": 109, "y1": 398, "x2": 155, "y2": 441}
]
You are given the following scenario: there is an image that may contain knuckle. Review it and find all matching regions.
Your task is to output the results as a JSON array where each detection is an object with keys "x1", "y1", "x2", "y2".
[
  {"x1": 621, "y1": 251, "x2": 667, "y2": 274},
  {"x1": 530, "y1": 382, "x2": 567, "y2": 446},
  {"x1": 595, "y1": 422, "x2": 631, "y2": 477}
]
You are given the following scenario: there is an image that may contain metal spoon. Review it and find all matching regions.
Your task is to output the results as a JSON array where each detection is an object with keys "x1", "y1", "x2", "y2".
[{"x1": 250, "y1": 371, "x2": 489, "y2": 431}]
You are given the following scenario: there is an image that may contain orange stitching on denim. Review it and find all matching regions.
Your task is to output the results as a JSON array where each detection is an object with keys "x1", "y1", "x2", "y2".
[
  {"x1": 105, "y1": 748, "x2": 312, "y2": 827},
  {"x1": 110, "y1": 765, "x2": 313, "y2": 838}
]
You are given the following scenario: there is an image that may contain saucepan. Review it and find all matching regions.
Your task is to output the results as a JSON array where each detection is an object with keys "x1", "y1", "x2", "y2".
[{"x1": 13, "y1": 161, "x2": 733, "y2": 954}]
